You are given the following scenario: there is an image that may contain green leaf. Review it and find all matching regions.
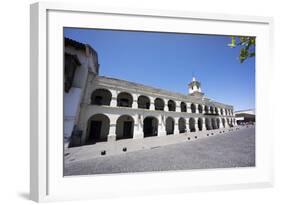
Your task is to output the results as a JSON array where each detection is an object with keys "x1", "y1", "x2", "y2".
[{"x1": 228, "y1": 36, "x2": 236, "y2": 48}]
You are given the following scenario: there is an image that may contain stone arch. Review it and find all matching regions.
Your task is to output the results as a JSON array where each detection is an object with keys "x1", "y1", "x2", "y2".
[
  {"x1": 91, "y1": 88, "x2": 112, "y2": 105},
  {"x1": 166, "y1": 117, "x2": 175, "y2": 135},
  {"x1": 178, "y1": 117, "x2": 186, "y2": 133},
  {"x1": 116, "y1": 115, "x2": 134, "y2": 140},
  {"x1": 168, "y1": 100, "x2": 176, "y2": 111},
  {"x1": 198, "y1": 104, "x2": 203, "y2": 113},
  {"x1": 180, "y1": 102, "x2": 187, "y2": 112},
  {"x1": 137, "y1": 95, "x2": 150, "y2": 109},
  {"x1": 86, "y1": 114, "x2": 110, "y2": 144},
  {"x1": 154, "y1": 98, "x2": 164, "y2": 111},
  {"x1": 191, "y1": 103, "x2": 196, "y2": 113},
  {"x1": 117, "y1": 92, "x2": 133, "y2": 107},
  {"x1": 198, "y1": 118, "x2": 203, "y2": 131},
  {"x1": 189, "y1": 118, "x2": 196, "y2": 132},
  {"x1": 216, "y1": 118, "x2": 220, "y2": 129},
  {"x1": 205, "y1": 118, "x2": 212, "y2": 130},
  {"x1": 143, "y1": 116, "x2": 158, "y2": 137},
  {"x1": 211, "y1": 118, "x2": 217, "y2": 129}
]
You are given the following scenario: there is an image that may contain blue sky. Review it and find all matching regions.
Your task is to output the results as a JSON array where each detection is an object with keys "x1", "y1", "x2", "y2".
[{"x1": 64, "y1": 28, "x2": 255, "y2": 111}]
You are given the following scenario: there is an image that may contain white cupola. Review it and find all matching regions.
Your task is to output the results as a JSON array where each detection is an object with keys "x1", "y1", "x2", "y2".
[{"x1": 188, "y1": 76, "x2": 204, "y2": 97}]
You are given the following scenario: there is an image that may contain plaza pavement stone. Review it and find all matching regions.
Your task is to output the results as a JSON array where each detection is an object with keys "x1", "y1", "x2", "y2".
[{"x1": 64, "y1": 127, "x2": 255, "y2": 176}]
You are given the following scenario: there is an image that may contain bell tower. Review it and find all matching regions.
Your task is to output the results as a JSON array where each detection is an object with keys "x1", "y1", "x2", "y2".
[{"x1": 188, "y1": 76, "x2": 204, "y2": 97}]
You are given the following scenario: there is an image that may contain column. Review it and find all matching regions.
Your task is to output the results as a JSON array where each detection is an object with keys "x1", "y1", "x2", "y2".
[
  {"x1": 187, "y1": 103, "x2": 191, "y2": 113},
  {"x1": 149, "y1": 97, "x2": 155, "y2": 110},
  {"x1": 219, "y1": 118, "x2": 223, "y2": 129},
  {"x1": 225, "y1": 118, "x2": 229, "y2": 128},
  {"x1": 175, "y1": 101, "x2": 181, "y2": 112},
  {"x1": 158, "y1": 114, "x2": 166, "y2": 136},
  {"x1": 110, "y1": 90, "x2": 117, "y2": 107},
  {"x1": 195, "y1": 104, "x2": 199, "y2": 114},
  {"x1": 174, "y1": 117, "x2": 179, "y2": 134},
  {"x1": 164, "y1": 99, "x2": 169, "y2": 112},
  {"x1": 108, "y1": 124, "x2": 116, "y2": 142},
  {"x1": 133, "y1": 114, "x2": 144, "y2": 139},
  {"x1": 202, "y1": 118, "x2": 207, "y2": 131},
  {"x1": 194, "y1": 117, "x2": 198, "y2": 132},
  {"x1": 186, "y1": 117, "x2": 190, "y2": 132},
  {"x1": 132, "y1": 93, "x2": 138, "y2": 109}
]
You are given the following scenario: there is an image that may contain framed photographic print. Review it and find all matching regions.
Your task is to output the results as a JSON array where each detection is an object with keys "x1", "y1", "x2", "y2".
[{"x1": 30, "y1": 2, "x2": 274, "y2": 202}]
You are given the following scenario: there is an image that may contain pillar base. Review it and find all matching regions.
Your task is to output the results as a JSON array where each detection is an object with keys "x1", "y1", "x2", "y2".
[
  {"x1": 158, "y1": 130, "x2": 166, "y2": 136},
  {"x1": 133, "y1": 132, "x2": 144, "y2": 139},
  {"x1": 108, "y1": 135, "x2": 116, "y2": 142}
]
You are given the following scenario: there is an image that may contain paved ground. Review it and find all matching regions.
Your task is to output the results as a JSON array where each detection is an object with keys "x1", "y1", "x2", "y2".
[{"x1": 64, "y1": 127, "x2": 255, "y2": 176}]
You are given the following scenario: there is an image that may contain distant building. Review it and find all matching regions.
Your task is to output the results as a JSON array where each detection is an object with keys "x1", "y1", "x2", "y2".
[
  {"x1": 235, "y1": 109, "x2": 255, "y2": 125},
  {"x1": 64, "y1": 37, "x2": 237, "y2": 149}
]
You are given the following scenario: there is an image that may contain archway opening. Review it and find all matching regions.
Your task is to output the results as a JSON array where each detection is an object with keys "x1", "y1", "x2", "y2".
[
  {"x1": 143, "y1": 117, "x2": 158, "y2": 137},
  {"x1": 138, "y1": 95, "x2": 150, "y2": 109},
  {"x1": 216, "y1": 118, "x2": 220, "y2": 129},
  {"x1": 166, "y1": 117, "x2": 175, "y2": 135},
  {"x1": 220, "y1": 108, "x2": 223, "y2": 115},
  {"x1": 198, "y1": 118, "x2": 203, "y2": 131},
  {"x1": 222, "y1": 118, "x2": 226, "y2": 128},
  {"x1": 168, "y1": 100, "x2": 176, "y2": 111},
  {"x1": 154, "y1": 98, "x2": 164, "y2": 111},
  {"x1": 117, "y1": 92, "x2": 133, "y2": 107},
  {"x1": 210, "y1": 106, "x2": 214, "y2": 114},
  {"x1": 198, "y1": 104, "x2": 203, "y2": 113},
  {"x1": 178, "y1": 117, "x2": 186, "y2": 133},
  {"x1": 204, "y1": 105, "x2": 209, "y2": 114},
  {"x1": 215, "y1": 107, "x2": 219, "y2": 115},
  {"x1": 116, "y1": 115, "x2": 134, "y2": 140},
  {"x1": 86, "y1": 114, "x2": 110, "y2": 144},
  {"x1": 191, "y1": 103, "x2": 196, "y2": 113},
  {"x1": 189, "y1": 118, "x2": 196, "y2": 132},
  {"x1": 211, "y1": 118, "x2": 217, "y2": 129},
  {"x1": 181, "y1": 102, "x2": 187, "y2": 112},
  {"x1": 91, "y1": 89, "x2": 112, "y2": 105},
  {"x1": 205, "y1": 118, "x2": 212, "y2": 130}
]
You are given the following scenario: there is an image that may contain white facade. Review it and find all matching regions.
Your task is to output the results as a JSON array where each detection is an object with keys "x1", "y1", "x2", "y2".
[{"x1": 74, "y1": 75, "x2": 236, "y2": 146}]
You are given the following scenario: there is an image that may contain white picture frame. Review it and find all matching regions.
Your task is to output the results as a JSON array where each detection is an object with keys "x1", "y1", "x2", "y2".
[{"x1": 30, "y1": 2, "x2": 274, "y2": 202}]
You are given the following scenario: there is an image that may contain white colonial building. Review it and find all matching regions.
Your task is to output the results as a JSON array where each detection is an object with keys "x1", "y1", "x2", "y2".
[{"x1": 64, "y1": 38, "x2": 236, "y2": 155}]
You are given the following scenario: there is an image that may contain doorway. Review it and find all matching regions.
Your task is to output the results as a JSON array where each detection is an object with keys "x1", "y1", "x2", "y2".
[{"x1": 123, "y1": 121, "x2": 133, "y2": 138}]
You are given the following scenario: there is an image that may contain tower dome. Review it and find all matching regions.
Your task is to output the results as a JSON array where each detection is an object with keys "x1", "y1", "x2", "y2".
[{"x1": 188, "y1": 76, "x2": 204, "y2": 97}]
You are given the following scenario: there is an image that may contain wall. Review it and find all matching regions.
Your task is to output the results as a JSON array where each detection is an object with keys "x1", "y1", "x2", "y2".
[
  {"x1": 64, "y1": 87, "x2": 82, "y2": 140},
  {"x1": 0, "y1": 0, "x2": 280, "y2": 205}
]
